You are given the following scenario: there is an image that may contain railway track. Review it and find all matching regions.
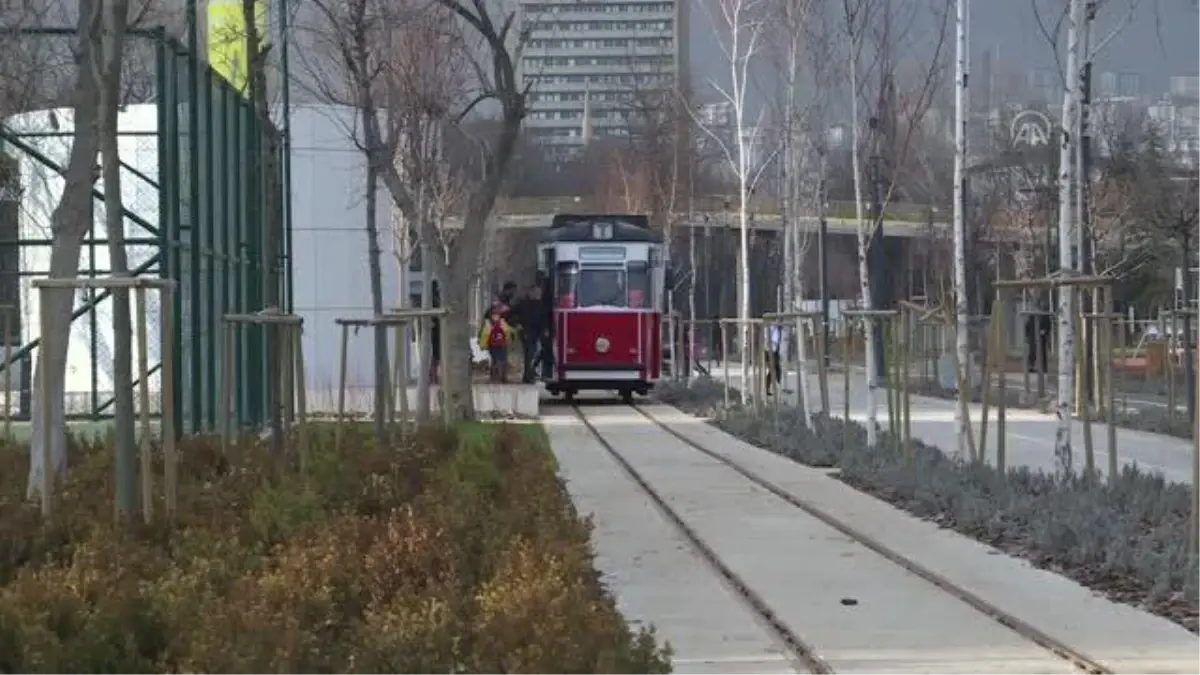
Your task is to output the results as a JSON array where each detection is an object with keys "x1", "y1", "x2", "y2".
[{"x1": 568, "y1": 400, "x2": 1113, "y2": 674}]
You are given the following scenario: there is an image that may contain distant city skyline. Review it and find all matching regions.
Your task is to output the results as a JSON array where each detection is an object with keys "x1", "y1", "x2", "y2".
[{"x1": 513, "y1": 0, "x2": 1196, "y2": 151}]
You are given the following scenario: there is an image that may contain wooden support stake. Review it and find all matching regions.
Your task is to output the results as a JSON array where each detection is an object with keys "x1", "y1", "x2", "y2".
[
  {"x1": 996, "y1": 288, "x2": 1008, "y2": 474},
  {"x1": 1103, "y1": 289, "x2": 1118, "y2": 484},
  {"x1": 161, "y1": 289, "x2": 177, "y2": 521},
  {"x1": 843, "y1": 321, "x2": 853, "y2": 454},
  {"x1": 901, "y1": 309, "x2": 913, "y2": 463},
  {"x1": 979, "y1": 298, "x2": 999, "y2": 465},
  {"x1": 721, "y1": 322, "x2": 730, "y2": 408},
  {"x1": 2, "y1": 306, "x2": 11, "y2": 440},
  {"x1": 221, "y1": 323, "x2": 235, "y2": 457},
  {"x1": 336, "y1": 322, "x2": 350, "y2": 452},
  {"x1": 293, "y1": 327, "x2": 309, "y2": 473},
  {"x1": 1075, "y1": 293, "x2": 1096, "y2": 476},
  {"x1": 816, "y1": 323, "x2": 830, "y2": 415},
  {"x1": 135, "y1": 287, "x2": 154, "y2": 525}
]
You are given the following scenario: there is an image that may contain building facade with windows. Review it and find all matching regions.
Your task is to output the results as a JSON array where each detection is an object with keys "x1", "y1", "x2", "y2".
[{"x1": 517, "y1": 0, "x2": 689, "y2": 156}]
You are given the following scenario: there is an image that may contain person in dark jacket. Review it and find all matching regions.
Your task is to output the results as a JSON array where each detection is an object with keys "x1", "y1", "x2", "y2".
[
  {"x1": 512, "y1": 284, "x2": 546, "y2": 383},
  {"x1": 1024, "y1": 310, "x2": 1051, "y2": 373},
  {"x1": 499, "y1": 281, "x2": 517, "y2": 315},
  {"x1": 429, "y1": 281, "x2": 442, "y2": 384}
]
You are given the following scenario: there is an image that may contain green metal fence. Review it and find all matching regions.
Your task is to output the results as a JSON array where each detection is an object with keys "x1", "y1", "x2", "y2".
[
  {"x1": 0, "y1": 28, "x2": 291, "y2": 438},
  {"x1": 157, "y1": 29, "x2": 290, "y2": 437}
]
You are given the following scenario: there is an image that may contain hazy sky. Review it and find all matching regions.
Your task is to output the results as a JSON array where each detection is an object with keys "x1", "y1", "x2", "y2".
[{"x1": 688, "y1": 0, "x2": 1199, "y2": 111}]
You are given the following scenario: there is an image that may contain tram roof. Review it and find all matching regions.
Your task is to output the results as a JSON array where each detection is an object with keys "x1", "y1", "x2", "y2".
[{"x1": 541, "y1": 214, "x2": 662, "y2": 243}]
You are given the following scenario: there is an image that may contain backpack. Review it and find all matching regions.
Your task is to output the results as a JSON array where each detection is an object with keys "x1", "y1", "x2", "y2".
[{"x1": 487, "y1": 320, "x2": 508, "y2": 348}]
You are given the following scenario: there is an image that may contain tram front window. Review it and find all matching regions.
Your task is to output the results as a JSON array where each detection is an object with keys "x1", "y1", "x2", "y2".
[
  {"x1": 555, "y1": 262, "x2": 579, "y2": 308},
  {"x1": 578, "y1": 267, "x2": 627, "y2": 308},
  {"x1": 627, "y1": 261, "x2": 650, "y2": 308}
]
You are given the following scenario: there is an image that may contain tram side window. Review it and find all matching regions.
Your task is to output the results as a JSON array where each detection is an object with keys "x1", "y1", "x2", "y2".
[
  {"x1": 578, "y1": 267, "x2": 627, "y2": 308},
  {"x1": 556, "y1": 262, "x2": 579, "y2": 308},
  {"x1": 627, "y1": 262, "x2": 650, "y2": 308}
]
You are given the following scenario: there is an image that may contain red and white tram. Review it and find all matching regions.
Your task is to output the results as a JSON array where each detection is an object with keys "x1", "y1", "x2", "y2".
[{"x1": 537, "y1": 214, "x2": 666, "y2": 403}]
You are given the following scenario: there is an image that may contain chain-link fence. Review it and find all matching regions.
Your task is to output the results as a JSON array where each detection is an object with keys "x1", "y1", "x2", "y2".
[{"x1": 0, "y1": 29, "x2": 289, "y2": 437}]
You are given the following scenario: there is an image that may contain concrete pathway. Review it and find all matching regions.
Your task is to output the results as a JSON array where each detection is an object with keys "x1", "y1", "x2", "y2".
[
  {"x1": 543, "y1": 399, "x2": 1198, "y2": 672},
  {"x1": 640, "y1": 404, "x2": 1199, "y2": 673},
  {"x1": 542, "y1": 407, "x2": 800, "y2": 674},
  {"x1": 708, "y1": 364, "x2": 1195, "y2": 484}
]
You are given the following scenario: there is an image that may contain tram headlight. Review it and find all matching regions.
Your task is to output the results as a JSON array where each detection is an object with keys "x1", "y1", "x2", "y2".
[{"x1": 595, "y1": 337, "x2": 611, "y2": 354}]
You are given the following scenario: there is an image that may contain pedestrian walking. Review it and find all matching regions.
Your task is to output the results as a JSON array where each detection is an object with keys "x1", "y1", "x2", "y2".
[
  {"x1": 1025, "y1": 311, "x2": 1051, "y2": 373},
  {"x1": 478, "y1": 303, "x2": 516, "y2": 384},
  {"x1": 765, "y1": 323, "x2": 783, "y2": 395}
]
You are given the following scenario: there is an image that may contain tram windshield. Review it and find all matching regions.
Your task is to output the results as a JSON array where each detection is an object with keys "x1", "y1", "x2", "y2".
[
  {"x1": 556, "y1": 261, "x2": 653, "y2": 309},
  {"x1": 579, "y1": 267, "x2": 626, "y2": 308}
]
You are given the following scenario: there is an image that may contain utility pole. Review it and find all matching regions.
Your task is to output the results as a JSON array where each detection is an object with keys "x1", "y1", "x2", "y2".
[{"x1": 952, "y1": 0, "x2": 970, "y2": 457}]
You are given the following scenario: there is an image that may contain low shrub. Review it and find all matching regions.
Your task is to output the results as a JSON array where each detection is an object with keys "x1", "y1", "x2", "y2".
[
  {"x1": 656, "y1": 377, "x2": 1198, "y2": 632},
  {"x1": 0, "y1": 422, "x2": 672, "y2": 672},
  {"x1": 1101, "y1": 406, "x2": 1195, "y2": 441},
  {"x1": 906, "y1": 376, "x2": 1195, "y2": 440}
]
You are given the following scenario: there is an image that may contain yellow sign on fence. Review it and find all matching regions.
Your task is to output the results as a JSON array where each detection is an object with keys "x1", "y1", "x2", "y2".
[{"x1": 207, "y1": 0, "x2": 268, "y2": 95}]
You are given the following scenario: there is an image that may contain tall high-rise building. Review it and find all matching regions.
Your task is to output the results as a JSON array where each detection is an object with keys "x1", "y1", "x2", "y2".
[{"x1": 517, "y1": 0, "x2": 689, "y2": 157}]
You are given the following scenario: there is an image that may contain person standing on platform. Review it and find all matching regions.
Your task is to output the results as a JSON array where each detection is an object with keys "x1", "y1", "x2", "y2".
[
  {"x1": 426, "y1": 281, "x2": 442, "y2": 384},
  {"x1": 513, "y1": 284, "x2": 546, "y2": 383},
  {"x1": 478, "y1": 303, "x2": 515, "y2": 384}
]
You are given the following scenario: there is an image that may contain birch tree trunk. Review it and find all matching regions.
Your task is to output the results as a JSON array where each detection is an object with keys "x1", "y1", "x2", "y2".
[
  {"x1": 848, "y1": 49, "x2": 878, "y2": 446},
  {"x1": 28, "y1": 2, "x2": 101, "y2": 499},
  {"x1": 952, "y1": 0, "x2": 971, "y2": 459},
  {"x1": 1054, "y1": 0, "x2": 1083, "y2": 476},
  {"x1": 96, "y1": 0, "x2": 136, "y2": 514},
  {"x1": 738, "y1": 197, "x2": 751, "y2": 402}
]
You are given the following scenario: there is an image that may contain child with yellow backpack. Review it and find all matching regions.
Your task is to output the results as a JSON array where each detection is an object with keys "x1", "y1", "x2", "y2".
[{"x1": 478, "y1": 303, "x2": 517, "y2": 383}]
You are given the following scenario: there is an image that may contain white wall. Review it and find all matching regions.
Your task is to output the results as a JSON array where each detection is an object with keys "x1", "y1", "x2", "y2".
[{"x1": 288, "y1": 104, "x2": 403, "y2": 399}]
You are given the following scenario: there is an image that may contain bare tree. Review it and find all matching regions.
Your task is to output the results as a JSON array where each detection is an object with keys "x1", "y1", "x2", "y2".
[
  {"x1": 27, "y1": 0, "x2": 104, "y2": 500},
  {"x1": 1031, "y1": 0, "x2": 1147, "y2": 474},
  {"x1": 329, "y1": 0, "x2": 527, "y2": 421},
  {"x1": 691, "y1": 0, "x2": 776, "y2": 401},
  {"x1": 951, "y1": 0, "x2": 969, "y2": 458},
  {"x1": 298, "y1": 0, "x2": 446, "y2": 430},
  {"x1": 838, "y1": 0, "x2": 950, "y2": 446},
  {"x1": 766, "y1": 0, "x2": 824, "y2": 422},
  {"x1": 96, "y1": 0, "x2": 136, "y2": 513},
  {"x1": 240, "y1": 0, "x2": 288, "y2": 455}
]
